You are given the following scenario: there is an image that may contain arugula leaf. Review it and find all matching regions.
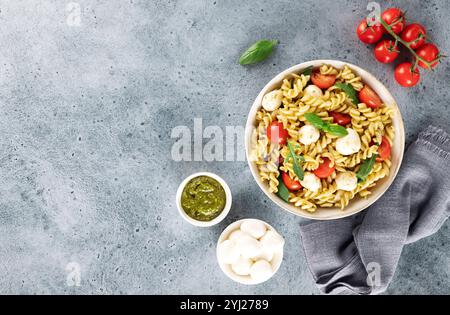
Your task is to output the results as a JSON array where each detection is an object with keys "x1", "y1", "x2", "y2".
[
  {"x1": 301, "y1": 66, "x2": 313, "y2": 76},
  {"x1": 356, "y1": 154, "x2": 377, "y2": 182},
  {"x1": 276, "y1": 175, "x2": 290, "y2": 202},
  {"x1": 335, "y1": 82, "x2": 359, "y2": 105},
  {"x1": 304, "y1": 113, "x2": 326, "y2": 129},
  {"x1": 239, "y1": 40, "x2": 278, "y2": 65},
  {"x1": 285, "y1": 151, "x2": 305, "y2": 164},
  {"x1": 327, "y1": 124, "x2": 348, "y2": 137},
  {"x1": 287, "y1": 142, "x2": 304, "y2": 181},
  {"x1": 298, "y1": 154, "x2": 305, "y2": 162}
]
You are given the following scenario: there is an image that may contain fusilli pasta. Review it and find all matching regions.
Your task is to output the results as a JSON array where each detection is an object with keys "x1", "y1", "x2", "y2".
[{"x1": 252, "y1": 64, "x2": 395, "y2": 211}]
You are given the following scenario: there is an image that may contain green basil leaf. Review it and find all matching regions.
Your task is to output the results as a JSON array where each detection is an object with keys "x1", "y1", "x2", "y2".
[
  {"x1": 335, "y1": 82, "x2": 359, "y2": 105},
  {"x1": 304, "y1": 113, "x2": 348, "y2": 137},
  {"x1": 327, "y1": 124, "x2": 348, "y2": 137},
  {"x1": 287, "y1": 142, "x2": 304, "y2": 181},
  {"x1": 301, "y1": 66, "x2": 313, "y2": 76},
  {"x1": 276, "y1": 175, "x2": 290, "y2": 202},
  {"x1": 304, "y1": 113, "x2": 326, "y2": 130},
  {"x1": 356, "y1": 154, "x2": 377, "y2": 183},
  {"x1": 239, "y1": 39, "x2": 278, "y2": 65}
]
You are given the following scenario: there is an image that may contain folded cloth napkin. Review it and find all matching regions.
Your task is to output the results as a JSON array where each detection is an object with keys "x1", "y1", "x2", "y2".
[{"x1": 300, "y1": 125, "x2": 450, "y2": 295}]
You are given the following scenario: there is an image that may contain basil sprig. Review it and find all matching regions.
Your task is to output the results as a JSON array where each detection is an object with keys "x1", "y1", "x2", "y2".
[
  {"x1": 334, "y1": 83, "x2": 359, "y2": 105},
  {"x1": 276, "y1": 175, "x2": 290, "y2": 202},
  {"x1": 324, "y1": 124, "x2": 349, "y2": 137},
  {"x1": 304, "y1": 113, "x2": 348, "y2": 137},
  {"x1": 239, "y1": 39, "x2": 278, "y2": 65},
  {"x1": 304, "y1": 112, "x2": 325, "y2": 128},
  {"x1": 286, "y1": 142, "x2": 305, "y2": 181},
  {"x1": 356, "y1": 154, "x2": 377, "y2": 182}
]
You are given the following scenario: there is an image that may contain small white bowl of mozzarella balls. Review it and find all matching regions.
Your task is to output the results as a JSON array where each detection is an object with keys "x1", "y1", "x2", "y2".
[{"x1": 216, "y1": 219, "x2": 284, "y2": 285}]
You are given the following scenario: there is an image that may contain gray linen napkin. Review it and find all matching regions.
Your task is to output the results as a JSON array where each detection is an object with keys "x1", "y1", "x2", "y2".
[{"x1": 299, "y1": 125, "x2": 450, "y2": 295}]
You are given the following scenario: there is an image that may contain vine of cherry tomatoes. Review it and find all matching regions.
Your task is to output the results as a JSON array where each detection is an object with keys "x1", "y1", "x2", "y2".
[{"x1": 356, "y1": 7, "x2": 443, "y2": 87}]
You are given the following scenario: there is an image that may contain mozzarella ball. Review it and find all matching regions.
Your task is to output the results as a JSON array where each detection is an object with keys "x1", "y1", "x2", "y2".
[
  {"x1": 231, "y1": 257, "x2": 253, "y2": 276},
  {"x1": 254, "y1": 247, "x2": 274, "y2": 262},
  {"x1": 336, "y1": 172, "x2": 358, "y2": 191},
  {"x1": 298, "y1": 125, "x2": 320, "y2": 145},
  {"x1": 240, "y1": 219, "x2": 266, "y2": 239},
  {"x1": 250, "y1": 260, "x2": 273, "y2": 282},
  {"x1": 304, "y1": 84, "x2": 323, "y2": 98},
  {"x1": 217, "y1": 240, "x2": 240, "y2": 264},
  {"x1": 228, "y1": 229, "x2": 247, "y2": 241},
  {"x1": 236, "y1": 235, "x2": 262, "y2": 259},
  {"x1": 300, "y1": 172, "x2": 322, "y2": 192},
  {"x1": 262, "y1": 90, "x2": 282, "y2": 112},
  {"x1": 260, "y1": 230, "x2": 285, "y2": 254},
  {"x1": 336, "y1": 128, "x2": 361, "y2": 156}
]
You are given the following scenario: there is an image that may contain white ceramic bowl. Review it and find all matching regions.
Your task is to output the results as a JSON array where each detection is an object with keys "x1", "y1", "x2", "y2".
[
  {"x1": 176, "y1": 172, "x2": 232, "y2": 227},
  {"x1": 245, "y1": 60, "x2": 405, "y2": 220},
  {"x1": 216, "y1": 219, "x2": 284, "y2": 285}
]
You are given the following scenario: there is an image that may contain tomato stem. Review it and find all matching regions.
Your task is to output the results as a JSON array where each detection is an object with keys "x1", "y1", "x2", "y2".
[
  {"x1": 379, "y1": 19, "x2": 439, "y2": 70},
  {"x1": 413, "y1": 58, "x2": 419, "y2": 71}
]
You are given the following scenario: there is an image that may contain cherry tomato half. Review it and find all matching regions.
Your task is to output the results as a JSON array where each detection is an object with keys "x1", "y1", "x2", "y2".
[
  {"x1": 358, "y1": 85, "x2": 382, "y2": 108},
  {"x1": 394, "y1": 62, "x2": 420, "y2": 87},
  {"x1": 381, "y1": 8, "x2": 405, "y2": 34},
  {"x1": 374, "y1": 39, "x2": 399, "y2": 63},
  {"x1": 267, "y1": 121, "x2": 288, "y2": 145},
  {"x1": 401, "y1": 23, "x2": 426, "y2": 50},
  {"x1": 356, "y1": 19, "x2": 383, "y2": 44},
  {"x1": 415, "y1": 43, "x2": 440, "y2": 69},
  {"x1": 281, "y1": 171, "x2": 302, "y2": 191},
  {"x1": 329, "y1": 111, "x2": 351, "y2": 126},
  {"x1": 313, "y1": 157, "x2": 335, "y2": 179},
  {"x1": 311, "y1": 71, "x2": 336, "y2": 89},
  {"x1": 376, "y1": 136, "x2": 391, "y2": 162}
]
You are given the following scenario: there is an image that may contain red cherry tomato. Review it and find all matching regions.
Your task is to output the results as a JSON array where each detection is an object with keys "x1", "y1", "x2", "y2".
[
  {"x1": 313, "y1": 157, "x2": 335, "y2": 179},
  {"x1": 374, "y1": 39, "x2": 399, "y2": 63},
  {"x1": 311, "y1": 71, "x2": 336, "y2": 89},
  {"x1": 358, "y1": 85, "x2": 382, "y2": 108},
  {"x1": 394, "y1": 62, "x2": 420, "y2": 87},
  {"x1": 381, "y1": 8, "x2": 405, "y2": 34},
  {"x1": 356, "y1": 19, "x2": 383, "y2": 44},
  {"x1": 415, "y1": 43, "x2": 440, "y2": 69},
  {"x1": 329, "y1": 111, "x2": 351, "y2": 126},
  {"x1": 281, "y1": 171, "x2": 302, "y2": 191},
  {"x1": 267, "y1": 121, "x2": 288, "y2": 145},
  {"x1": 376, "y1": 136, "x2": 391, "y2": 162},
  {"x1": 401, "y1": 23, "x2": 427, "y2": 49}
]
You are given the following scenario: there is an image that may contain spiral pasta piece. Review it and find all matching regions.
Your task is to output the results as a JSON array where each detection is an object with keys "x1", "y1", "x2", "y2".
[
  {"x1": 281, "y1": 74, "x2": 310, "y2": 99},
  {"x1": 320, "y1": 64, "x2": 339, "y2": 76},
  {"x1": 336, "y1": 65, "x2": 363, "y2": 91},
  {"x1": 319, "y1": 91, "x2": 347, "y2": 111}
]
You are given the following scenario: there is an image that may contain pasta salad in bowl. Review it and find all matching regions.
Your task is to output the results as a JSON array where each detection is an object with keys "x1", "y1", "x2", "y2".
[{"x1": 245, "y1": 60, "x2": 405, "y2": 220}]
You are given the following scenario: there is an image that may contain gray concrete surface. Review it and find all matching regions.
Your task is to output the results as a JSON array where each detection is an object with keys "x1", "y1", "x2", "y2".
[{"x1": 0, "y1": 0, "x2": 448, "y2": 295}]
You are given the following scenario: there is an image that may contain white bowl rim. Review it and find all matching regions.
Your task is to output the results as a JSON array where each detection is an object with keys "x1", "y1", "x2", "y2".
[
  {"x1": 176, "y1": 172, "x2": 232, "y2": 227},
  {"x1": 245, "y1": 59, "x2": 405, "y2": 220},
  {"x1": 216, "y1": 218, "x2": 284, "y2": 285}
]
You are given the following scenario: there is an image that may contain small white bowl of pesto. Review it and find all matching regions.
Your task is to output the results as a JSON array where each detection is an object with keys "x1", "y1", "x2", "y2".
[{"x1": 176, "y1": 172, "x2": 232, "y2": 227}]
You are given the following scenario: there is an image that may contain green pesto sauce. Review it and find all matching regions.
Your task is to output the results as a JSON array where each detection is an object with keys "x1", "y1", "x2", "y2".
[{"x1": 181, "y1": 176, "x2": 226, "y2": 221}]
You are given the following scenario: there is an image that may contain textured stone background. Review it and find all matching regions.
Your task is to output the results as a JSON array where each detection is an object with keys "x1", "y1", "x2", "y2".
[{"x1": 0, "y1": 0, "x2": 448, "y2": 294}]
